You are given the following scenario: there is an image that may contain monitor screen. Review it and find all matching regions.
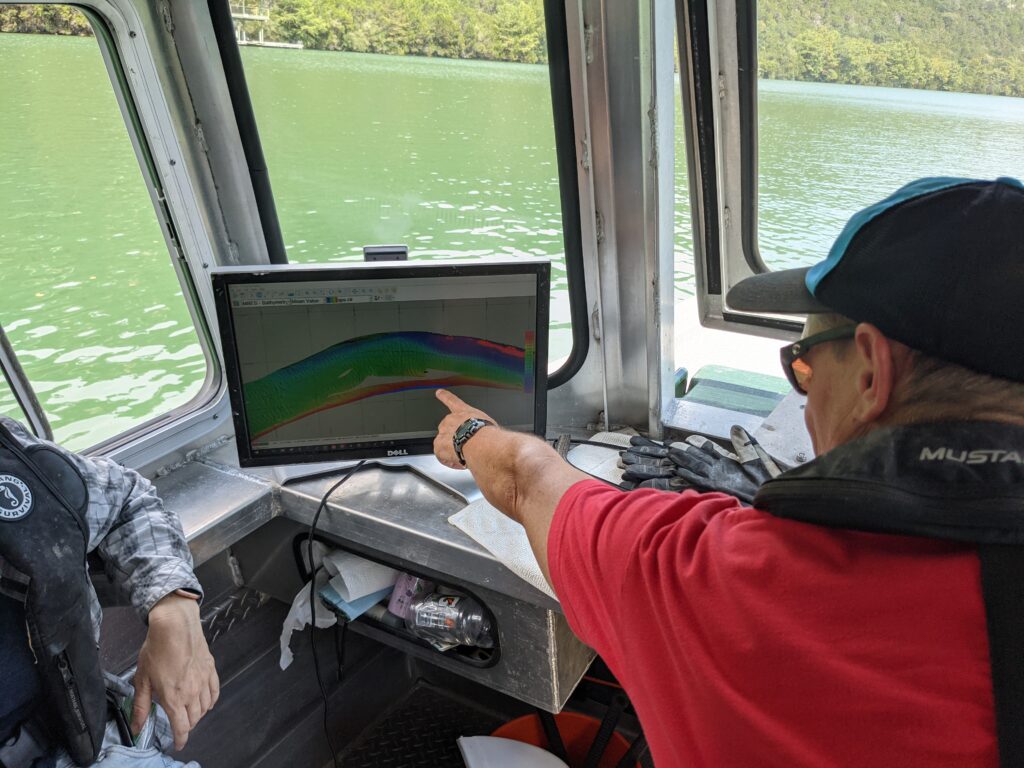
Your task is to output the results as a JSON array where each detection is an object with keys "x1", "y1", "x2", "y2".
[{"x1": 212, "y1": 259, "x2": 549, "y2": 467}]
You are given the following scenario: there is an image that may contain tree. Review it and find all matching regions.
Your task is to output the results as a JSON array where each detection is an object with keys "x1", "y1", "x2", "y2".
[
  {"x1": 836, "y1": 37, "x2": 880, "y2": 84},
  {"x1": 490, "y1": 0, "x2": 545, "y2": 64},
  {"x1": 268, "y1": 0, "x2": 336, "y2": 49},
  {"x1": 794, "y1": 27, "x2": 841, "y2": 81}
]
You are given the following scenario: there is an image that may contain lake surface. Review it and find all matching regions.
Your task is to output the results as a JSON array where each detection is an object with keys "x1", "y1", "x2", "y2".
[{"x1": 1, "y1": 33, "x2": 1023, "y2": 447}]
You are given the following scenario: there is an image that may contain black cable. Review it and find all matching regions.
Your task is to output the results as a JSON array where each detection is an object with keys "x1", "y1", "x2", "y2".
[
  {"x1": 548, "y1": 436, "x2": 635, "y2": 453},
  {"x1": 583, "y1": 694, "x2": 627, "y2": 768},
  {"x1": 307, "y1": 460, "x2": 367, "y2": 768},
  {"x1": 537, "y1": 709, "x2": 569, "y2": 763},
  {"x1": 615, "y1": 732, "x2": 651, "y2": 768},
  {"x1": 569, "y1": 437, "x2": 638, "y2": 452},
  {"x1": 334, "y1": 621, "x2": 349, "y2": 682}
]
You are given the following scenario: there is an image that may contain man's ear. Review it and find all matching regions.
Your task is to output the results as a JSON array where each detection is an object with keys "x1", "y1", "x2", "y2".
[{"x1": 851, "y1": 323, "x2": 897, "y2": 424}]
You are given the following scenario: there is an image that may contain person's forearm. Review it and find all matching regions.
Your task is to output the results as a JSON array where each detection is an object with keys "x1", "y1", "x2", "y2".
[
  {"x1": 62, "y1": 448, "x2": 201, "y2": 618},
  {"x1": 432, "y1": 389, "x2": 589, "y2": 586},
  {"x1": 461, "y1": 427, "x2": 588, "y2": 585},
  {"x1": 459, "y1": 427, "x2": 539, "y2": 519}
]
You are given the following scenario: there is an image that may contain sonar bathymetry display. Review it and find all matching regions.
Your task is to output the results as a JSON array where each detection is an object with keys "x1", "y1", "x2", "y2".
[
  {"x1": 226, "y1": 272, "x2": 540, "y2": 453},
  {"x1": 244, "y1": 330, "x2": 535, "y2": 439}
]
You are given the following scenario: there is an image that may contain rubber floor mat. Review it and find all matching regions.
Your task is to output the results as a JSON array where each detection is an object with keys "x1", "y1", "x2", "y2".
[{"x1": 337, "y1": 682, "x2": 508, "y2": 767}]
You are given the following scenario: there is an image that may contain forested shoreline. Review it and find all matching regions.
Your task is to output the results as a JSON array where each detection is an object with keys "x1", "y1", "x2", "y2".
[
  {"x1": 2, "y1": 0, "x2": 1023, "y2": 96},
  {"x1": 759, "y1": 0, "x2": 1024, "y2": 96}
]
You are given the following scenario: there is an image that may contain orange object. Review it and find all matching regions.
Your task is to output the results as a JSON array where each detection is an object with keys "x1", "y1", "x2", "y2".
[{"x1": 491, "y1": 712, "x2": 637, "y2": 768}]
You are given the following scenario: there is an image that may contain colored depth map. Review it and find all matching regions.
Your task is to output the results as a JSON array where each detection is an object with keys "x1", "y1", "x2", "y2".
[
  {"x1": 231, "y1": 286, "x2": 539, "y2": 447},
  {"x1": 244, "y1": 330, "x2": 535, "y2": 442}
]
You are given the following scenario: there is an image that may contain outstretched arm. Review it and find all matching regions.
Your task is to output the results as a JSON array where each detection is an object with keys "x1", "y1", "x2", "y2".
[{"x1": 433, "y1": 389, "x2": 588, "y2": 586}]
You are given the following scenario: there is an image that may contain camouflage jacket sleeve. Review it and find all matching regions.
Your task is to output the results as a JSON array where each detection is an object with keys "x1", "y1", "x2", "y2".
[{"x1": 1, "y1": 418, "x2": 202, "y2": 620}]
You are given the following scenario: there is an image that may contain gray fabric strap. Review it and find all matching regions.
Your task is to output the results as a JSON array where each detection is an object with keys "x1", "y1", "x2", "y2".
[
  {"x1": 979, "y1": 544, "x2": 1024, "y2": 768},
  {"x1": 0, "y1": 718, "x2": 51, "y2": 767}
]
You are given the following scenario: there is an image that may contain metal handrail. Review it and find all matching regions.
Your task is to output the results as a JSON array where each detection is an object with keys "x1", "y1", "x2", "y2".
[
  {"x1": 0, "y1": 323, "x2": 53, "y2": 440},
  {"x1": 229, "y1": 2, "x2": 270, "y2": 15}
]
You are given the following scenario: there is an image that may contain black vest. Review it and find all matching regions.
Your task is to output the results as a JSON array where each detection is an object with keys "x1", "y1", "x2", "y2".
[
  {"x1": 756, "y1": 421, "x2": 1024, "y2": 768},
  {"x1": 0, "y1": 593, "x2": 42, "y2": 743},
  {"x1": 0, "y1": 424, "x2": 105, "y2": 766}
]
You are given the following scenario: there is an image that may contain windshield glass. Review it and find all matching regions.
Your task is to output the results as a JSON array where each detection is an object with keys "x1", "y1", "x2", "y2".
[
  {"x1": 235, "y1": 1, "x2": 575, "y2": 365},
  {"x1": 757, "y1": 0, "x2": 1024, "y2": 270}
]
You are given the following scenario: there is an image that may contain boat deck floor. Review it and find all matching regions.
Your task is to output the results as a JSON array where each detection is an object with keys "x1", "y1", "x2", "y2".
[{"x1": 333, "y1": 681, "x2": 507, "y2": 768}]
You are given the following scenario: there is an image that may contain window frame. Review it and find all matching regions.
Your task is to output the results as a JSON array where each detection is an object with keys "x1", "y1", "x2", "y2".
[
  {"x1": 207, "y1": 0, "x2": 590, "y2": 387},
  {"x1": 0, "y1": 324, "x2": 52, "y2": 439},
  {"x1": 676, "y1": 0, "x2": 802, "y2": 338},
  {"x1": 0, "y1": 0, "x2": 226, "y2": 459}
]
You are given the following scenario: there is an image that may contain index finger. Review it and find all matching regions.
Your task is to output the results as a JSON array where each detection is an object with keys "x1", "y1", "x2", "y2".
[{"x1": 435, "y1": 388, "x2": 466, "y2": 412}]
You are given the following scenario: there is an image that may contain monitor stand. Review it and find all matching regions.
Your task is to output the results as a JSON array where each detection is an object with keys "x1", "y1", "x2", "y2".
[{"x1": 271, "y1": 454, "x2": 483, "y2": 504}]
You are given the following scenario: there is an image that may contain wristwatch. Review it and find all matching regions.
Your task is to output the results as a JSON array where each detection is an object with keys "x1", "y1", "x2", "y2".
[{"x1": 453, "y1": 417, "x2": 494, "y2": 466}]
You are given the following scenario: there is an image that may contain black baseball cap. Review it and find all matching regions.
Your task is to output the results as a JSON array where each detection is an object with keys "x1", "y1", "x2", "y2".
[{"x1": 727, "y1": 176, "x2": 1024, "y2": 382}]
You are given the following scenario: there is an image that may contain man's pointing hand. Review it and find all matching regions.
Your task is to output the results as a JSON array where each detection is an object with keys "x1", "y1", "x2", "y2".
[{"x1": 433, "y1": 389, "x2": 496, "y2": 469}]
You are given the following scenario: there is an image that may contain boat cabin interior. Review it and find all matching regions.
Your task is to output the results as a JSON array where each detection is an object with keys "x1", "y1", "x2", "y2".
[{"x1": 2, "y1": 0, "x2": 1020, "y2": 765}]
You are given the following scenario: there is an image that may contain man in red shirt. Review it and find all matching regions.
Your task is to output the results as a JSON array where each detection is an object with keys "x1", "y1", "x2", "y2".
[{"x1": 434, "y1": 177, "x2": 1024, "y2": 767}]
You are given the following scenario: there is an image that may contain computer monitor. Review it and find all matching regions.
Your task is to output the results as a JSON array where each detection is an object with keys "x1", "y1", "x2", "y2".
[{"x1": 212, "y1": 259, "x2": 549, "y2": 467}]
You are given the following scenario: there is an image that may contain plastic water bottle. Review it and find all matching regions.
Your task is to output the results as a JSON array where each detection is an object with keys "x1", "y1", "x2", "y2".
[
  {"x1": 387, "y1": 573, "x2": 434, "y2": 621},
  {"x1": 405, "y1": 593, "x2": 494, "y2": 649}
]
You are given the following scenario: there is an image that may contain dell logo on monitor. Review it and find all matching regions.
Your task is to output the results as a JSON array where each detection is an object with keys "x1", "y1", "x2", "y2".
[{"x1": 387, "y1": 449, "x2": 409, "y2": 457}]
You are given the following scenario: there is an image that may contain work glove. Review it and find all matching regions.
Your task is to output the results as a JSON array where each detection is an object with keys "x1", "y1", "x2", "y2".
[
  {"x1": 668, "y1": 425, "x2": 784, "y2": 504},
  {"x1": 618, "y1": 436, "x2": 686, "y2": 489}
]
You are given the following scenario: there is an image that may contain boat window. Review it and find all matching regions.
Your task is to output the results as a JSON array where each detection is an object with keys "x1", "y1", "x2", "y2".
[
  {"x1": 753, "y1": 1, "x2": 1024, "y2": 272},
  {"x1": 232, "y1": 1, "x2": 580, "y2": 370},
  {"x1": 0, "y1": 5, "x2": 209, "y2": 451}
]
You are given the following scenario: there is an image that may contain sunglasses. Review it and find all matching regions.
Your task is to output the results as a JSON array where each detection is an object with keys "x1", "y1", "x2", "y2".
[{"x1": 780, "y1": 325, "x2": 857, "y2": 394}]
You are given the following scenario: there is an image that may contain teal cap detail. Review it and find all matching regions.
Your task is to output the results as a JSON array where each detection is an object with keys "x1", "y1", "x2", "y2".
[{"x1": 804, "y1": 176, "x2": 1024, "y2": 295}]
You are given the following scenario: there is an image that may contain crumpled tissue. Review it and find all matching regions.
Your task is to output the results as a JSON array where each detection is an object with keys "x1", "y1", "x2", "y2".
[
  {"x1": 278, "y1": 549, "x2": 399, "y2": 669},
  {"x1": 278, "y1": 570, "x2": 337, "y2": 670}
]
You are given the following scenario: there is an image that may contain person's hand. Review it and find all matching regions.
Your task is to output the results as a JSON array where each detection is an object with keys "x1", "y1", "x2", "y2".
[
  {"x1": 132, "y1": 592, "x2": 219, "y2": 750},
  {"x1": 433, "y1": 389, "x2": 497, "y2": 469}
]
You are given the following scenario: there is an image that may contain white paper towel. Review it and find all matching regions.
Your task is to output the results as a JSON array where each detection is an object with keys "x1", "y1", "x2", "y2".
[
  {"x1": 565, "y1": 430, "x2": 634, "y2": 482},
  {"x1": 447, "y1": 431, "x2": 634, "y2": 601},
  {"x1": 322, "y1": 550, "x2": 399, "y2": 602},
  {"x1": 449, "y1": 498, "x2": 556, "y2": 600}
]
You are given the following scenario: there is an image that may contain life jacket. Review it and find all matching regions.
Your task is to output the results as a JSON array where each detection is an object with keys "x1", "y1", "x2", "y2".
[
  {"x1": 0, "y1": 423, "x2": 105, "y2": 766},
  {"x1": 756, "y1": 420, "x2": 1024, "y2": 768}
]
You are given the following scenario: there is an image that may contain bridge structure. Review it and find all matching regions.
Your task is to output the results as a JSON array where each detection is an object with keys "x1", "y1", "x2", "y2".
[{"x1": 230, "y1": 2, "x2": 303, "y2": 49}]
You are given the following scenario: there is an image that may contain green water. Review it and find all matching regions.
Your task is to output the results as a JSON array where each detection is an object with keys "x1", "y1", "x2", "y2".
[
  {"x1": 240, "y1": 50, "x2": 576, "y2": 345},
  {"x1": 2, "y1": 33, "x2": 1024, "y2": 448},
  {"x1": 757, "y1": 79, "x2": 1024, "y2": 268},
  {"x1": 0, "y1": 34, "x2": 205, "y2": 447}
]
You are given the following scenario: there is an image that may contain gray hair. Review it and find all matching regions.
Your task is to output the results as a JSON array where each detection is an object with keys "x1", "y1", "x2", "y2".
[
  {"x1": 895, "y1": 350, "x2": 1024, "y2": 418},
  {"x1": 802, "y1": 312, "x2": 1024, "y2": 417},
  {"x1": 803, "y1": 312, "x2": 855, "y2": 358}
]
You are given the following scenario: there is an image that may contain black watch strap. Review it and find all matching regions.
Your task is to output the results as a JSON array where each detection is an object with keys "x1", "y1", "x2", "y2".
[{"x1": 453, "y1": 417, "x2": 494, "y2": 466}]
